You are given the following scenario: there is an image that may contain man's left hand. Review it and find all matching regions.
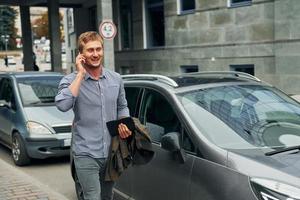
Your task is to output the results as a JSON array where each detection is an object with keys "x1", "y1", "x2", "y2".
[{"x1": 118, "y1": 123, "x2": 132, "y2": 139}]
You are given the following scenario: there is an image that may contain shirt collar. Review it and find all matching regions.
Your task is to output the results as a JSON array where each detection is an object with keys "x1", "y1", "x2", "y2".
[{"x1": 83, "y1": 66, "x2": 107, "y2": 81}]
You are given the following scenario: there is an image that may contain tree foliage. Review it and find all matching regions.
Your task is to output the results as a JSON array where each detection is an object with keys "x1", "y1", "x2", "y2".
[
  {"x1": 0, "y1": 6, "x2": 18, "y2": 50},
  {"x1": 32, "y1": 11, "x2": 64, "y2": 41}
]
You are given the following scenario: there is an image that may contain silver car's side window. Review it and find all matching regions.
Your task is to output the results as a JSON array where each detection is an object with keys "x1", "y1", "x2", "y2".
[
  {"x1": 139, "y1": 89, "x2": 180, "y2": 143},
  {"x1": 124, "y1": 87, "x2": 142, "y2": 117},
  {"x1": 0, "y1": 78, "x2": 16, "y2": 110},
  {"x1": 182, "y1": 129, "x2": 196, "y2": 154}
]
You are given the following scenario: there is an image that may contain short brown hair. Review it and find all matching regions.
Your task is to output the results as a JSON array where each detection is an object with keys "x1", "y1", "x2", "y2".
[{"x1": 77, "y1": 31, "x2": 104, "y2": 53}]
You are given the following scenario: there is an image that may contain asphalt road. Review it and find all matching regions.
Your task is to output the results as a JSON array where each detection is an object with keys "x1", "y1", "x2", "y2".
[{"x1": 0, "y1": 144, "x2": 77, "y2": 200}]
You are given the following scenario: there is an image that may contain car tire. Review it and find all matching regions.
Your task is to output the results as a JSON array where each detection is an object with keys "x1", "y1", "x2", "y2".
[{"x1": 12, "y1": 133, "x2": 31, "y2": 166}]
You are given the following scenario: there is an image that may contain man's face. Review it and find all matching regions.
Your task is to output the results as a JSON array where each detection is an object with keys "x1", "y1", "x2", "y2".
[{"x1": 82, "y1": 40, "x2": 103, "y2": 68}]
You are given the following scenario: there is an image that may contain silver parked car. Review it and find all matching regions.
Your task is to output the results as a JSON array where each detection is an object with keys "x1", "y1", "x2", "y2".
[
  {"x1": 0, "y1": 72, "x2": 73, "y2": 166},
  {"x1": 72, "y1": 72, "x2": 300, "y2": 200}
]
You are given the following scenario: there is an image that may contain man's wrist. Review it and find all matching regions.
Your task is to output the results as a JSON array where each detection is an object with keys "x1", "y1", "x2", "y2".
[{"x1": 77, "y1": 72, "x2": 85, "y2": 80}]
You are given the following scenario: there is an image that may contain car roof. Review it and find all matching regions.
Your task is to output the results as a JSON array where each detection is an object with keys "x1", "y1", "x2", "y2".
[
  {"x1": 122, "y1": 71, "x2": 262, "y2": 89},
  {"x1": 0, "y1": 71, "x2": 63, "y2": 78}
]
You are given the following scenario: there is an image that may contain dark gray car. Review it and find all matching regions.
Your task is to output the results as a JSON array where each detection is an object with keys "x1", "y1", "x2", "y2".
[
  {"x1": 0, "y1": 72, "x2": 73, "y2": 166},
  {"x1": 112, "y1": 72, "x2": 300, "y2": 200}
]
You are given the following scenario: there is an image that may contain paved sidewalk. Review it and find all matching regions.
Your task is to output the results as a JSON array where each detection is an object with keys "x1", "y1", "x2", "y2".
[{"x1": 0, "y1": 158, "x2": 70, "y2": 200}]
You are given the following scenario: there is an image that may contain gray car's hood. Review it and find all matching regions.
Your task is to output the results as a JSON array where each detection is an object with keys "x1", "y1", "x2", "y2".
[
  {"x1": 228, "y1": 148, "x2": 300, "y2": 186},
  {"x1": 271, "y1": 151, "x2": 300, "y2": 177},
  {"x1": 23, "y1": 106, "x2": 74, "y2": 126}
]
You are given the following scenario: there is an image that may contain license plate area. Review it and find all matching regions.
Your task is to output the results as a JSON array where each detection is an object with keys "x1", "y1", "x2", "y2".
[{"x1": 63, "y1": 139, "x2": 71, "y2": 146}]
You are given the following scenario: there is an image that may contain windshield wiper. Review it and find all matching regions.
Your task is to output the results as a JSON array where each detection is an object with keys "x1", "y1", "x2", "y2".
[
  {"x1": 28, "y1": 101, "x2": 41, "y2": 105},
  {"x1": 265, "y1": 145, "x2": 300, "y2": 156}
]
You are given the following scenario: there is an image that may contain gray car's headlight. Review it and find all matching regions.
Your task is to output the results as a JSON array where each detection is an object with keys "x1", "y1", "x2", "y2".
[
  {"x1": 250, "y1": 178, "x2": 300, "y2": 200},
  {"x1": 26, "y1": 121, "x2": 53, "y2": 135}
]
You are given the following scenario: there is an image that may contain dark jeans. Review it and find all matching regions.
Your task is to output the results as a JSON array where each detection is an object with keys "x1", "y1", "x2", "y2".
[{"x1": 74, "y1": 156, "x2": 115, "y2": 200}]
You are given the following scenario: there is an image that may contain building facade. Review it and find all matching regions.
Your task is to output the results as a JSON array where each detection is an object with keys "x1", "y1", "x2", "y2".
[
  {"x1": 65, "y1": 0, "x2": 300, "y2": 94},
  {"x1": 113, "y1": 0, "x2": 300, "y2": 93}
]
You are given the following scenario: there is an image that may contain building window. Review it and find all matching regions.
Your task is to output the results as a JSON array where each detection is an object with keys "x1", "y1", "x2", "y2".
[
  {"x1": 230, "y1": 64, "x2": 254, "y2": 75},
  {"x1": 88, "y1": 7, "x2": 97, "y2": 31},
  {"x1": 145, "y1": 0, "x2": 165, "y2": 47},
  {"x1": 180, "y1": 65, "x2": 198, "y2": 73},
  {"x1": 66, "y1": 8, "x2": 74, "y2": 34},
  {"x1": 178, "y1": 0, "x2": 195, "y2": 14},
  {"x1": 120, "y1": 0, "x2": 133, "y2": 49},
  {"x1": 120, "y1": 66, "x2": 133, "y2": 75},
  {"x1": 228, "y1": 0, "x2": 252, "y2": 8}
]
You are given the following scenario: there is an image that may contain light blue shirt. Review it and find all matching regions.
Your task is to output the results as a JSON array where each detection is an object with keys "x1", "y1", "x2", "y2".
[{"x1": 55, "y1": 68, "x2": 129, "y2": 158}]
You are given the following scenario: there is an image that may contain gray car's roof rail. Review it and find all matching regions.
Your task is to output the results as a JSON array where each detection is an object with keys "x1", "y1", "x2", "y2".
[
  {"x1": 182, "y1": 71, "x2": 261, "y2": 82},
  {"x1": 122, "y1": 74, "x2": 179, "y2": 87}
]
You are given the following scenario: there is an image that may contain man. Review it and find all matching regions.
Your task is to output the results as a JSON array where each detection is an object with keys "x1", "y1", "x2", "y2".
[
  {"x1": 33, "y1": 52, "x2": 39, "y2": 71},
  {"x1": 55, "y1": 31, "x2": 132, "y2": 200},
  {"x1": 4, "y1": 56, "x2": 8, "y2": 67}
]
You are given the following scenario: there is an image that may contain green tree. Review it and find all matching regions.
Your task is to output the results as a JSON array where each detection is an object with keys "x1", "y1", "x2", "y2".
[{"x1": 0, "y1": 6, "x2": 18, "y2": 50}]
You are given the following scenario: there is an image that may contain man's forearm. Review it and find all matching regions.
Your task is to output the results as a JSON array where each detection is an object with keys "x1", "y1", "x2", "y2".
[{"x1": 69, "y1": 72, "x2": 85, "y2": 97}]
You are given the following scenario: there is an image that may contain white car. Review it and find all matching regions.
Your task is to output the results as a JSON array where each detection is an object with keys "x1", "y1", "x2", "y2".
[{"x1": 7, "y1": 56, "x2": 16, "y2": 65}]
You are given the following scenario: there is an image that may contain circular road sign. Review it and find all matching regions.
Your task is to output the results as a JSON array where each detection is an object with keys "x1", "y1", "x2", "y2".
[{"x1": 99, "y1": 20, "x2": 117, "y2": 40}]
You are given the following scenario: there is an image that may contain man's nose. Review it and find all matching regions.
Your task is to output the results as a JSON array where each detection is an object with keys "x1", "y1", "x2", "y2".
[{"x1": 92, "y1": 50, "x2": 98, "y2": 56}]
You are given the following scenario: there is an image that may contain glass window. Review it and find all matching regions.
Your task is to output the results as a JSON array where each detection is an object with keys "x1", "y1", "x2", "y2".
[
  {"x1": 17, "y1": 76, "x2": 62, "y2": 106},
  {"x1": 88, "y1": 7, "x2": 97, "y2": 31},
  {"x1": 146, "y1": 0, "x2": 165, "y2": 47},
  {"x1": 124, "y1": 87, "x2": 142, "y2": 117},
  {"x1": 177, "y1": 85, "x2": 300, "y2": 150},
  {"x1": 120, "y1": 66, "x2": 133, "y2": 75},
  {"x1": 180, "y1": 65, "x2": 199, "y2": 73},
  {"x1": 0, "y1": 78, "x2": 16, "y2": 110},
  {"x1": 230, "y1": 64, "x2": 254, "y2": 76},
  {"x1": 229, "y1": 0, "x2": 252, "y2": 7},
  {"x1": 140, "y1": 89, "x2": 180, "y2": 143},
  {"x1": 182, "y1": 129, "x2": 196, "y2": 153},
  {"x1": 180, "y1": 0, "x2": 195, "y2": 13},
  {"x1": 120, "y1": 0, "x2": 133, "y2": 49}
]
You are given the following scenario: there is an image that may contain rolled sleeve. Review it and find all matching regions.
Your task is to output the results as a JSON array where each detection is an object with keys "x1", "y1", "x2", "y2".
[
  {"x1": 117, "y1": 78, "x2": 130, "y2": 118},
  {"x1": 55, "y1": 75, "x2": 76, "y2": 112}
]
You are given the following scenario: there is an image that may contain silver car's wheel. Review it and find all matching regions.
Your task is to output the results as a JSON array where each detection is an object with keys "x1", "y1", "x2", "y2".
[
  {"x1": 12, "y1": 137, "x2": 20, "y2": 161},
  {"x1": 12, "y1": 134, "x2": 30, "y2": 166}
]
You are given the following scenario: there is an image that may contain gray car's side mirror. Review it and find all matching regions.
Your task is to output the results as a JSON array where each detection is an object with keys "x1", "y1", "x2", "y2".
[
  {"x1": 0, "y1": 100, "x2": 10, "y2": 109},
  {"x1": 161, "y1": 132, "x2": 186, "y2": 163},
  {"x1": 161, "y1": 132, "x2": 180, "y2": 152}
]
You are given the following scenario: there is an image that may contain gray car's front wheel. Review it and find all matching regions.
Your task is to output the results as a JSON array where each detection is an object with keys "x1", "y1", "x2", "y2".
[{"x1": 12, "y1": 133, "x2": 31, "y2": 166}]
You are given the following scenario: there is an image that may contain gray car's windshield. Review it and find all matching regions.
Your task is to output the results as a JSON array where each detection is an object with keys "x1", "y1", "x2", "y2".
[
  {"x1": 177, "y1": 84, "x2": 300, "y2": 149},
  {"x1": 17, "y1": 76, "x2": 62, "y2": 106}
]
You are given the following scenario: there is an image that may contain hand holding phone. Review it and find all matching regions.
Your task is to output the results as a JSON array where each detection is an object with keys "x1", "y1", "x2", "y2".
[
  {"x1": 107, "y1": 117, "x2": 135, "y2": 138},
  {"x1": 75, "y1": 53, "x2": 86, "y2": 75}
]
